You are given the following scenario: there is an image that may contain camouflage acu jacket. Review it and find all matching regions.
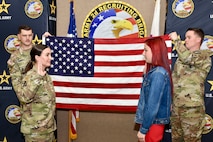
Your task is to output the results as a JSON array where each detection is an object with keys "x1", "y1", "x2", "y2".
[
  {"x1": 7, "y1": 47, "x2": 31, "y2": 94},
  {"x1": 172, "y1": 40, "x2": 213, "y2": 107},
  {"x1": 17, "y1": 66, "x2": 56, "y2": 134}
]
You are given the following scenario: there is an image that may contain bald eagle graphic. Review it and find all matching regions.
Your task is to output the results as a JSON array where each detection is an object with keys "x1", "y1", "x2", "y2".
[{"x1": 93, "y1": 17, "x2": 134, "y2": 38}]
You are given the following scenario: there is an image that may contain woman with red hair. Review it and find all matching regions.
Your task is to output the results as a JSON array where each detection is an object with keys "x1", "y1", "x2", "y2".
[{"x1": 135, "y1": 37, "x2": 173, "y2": 142}]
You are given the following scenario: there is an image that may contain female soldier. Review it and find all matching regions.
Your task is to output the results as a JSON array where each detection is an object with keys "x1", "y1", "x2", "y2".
[{"x1": 17, "y1": 44, "x2": 56, "y2": 142}]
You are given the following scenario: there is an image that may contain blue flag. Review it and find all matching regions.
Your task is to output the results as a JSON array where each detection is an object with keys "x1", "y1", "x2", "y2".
[{"x1": 67, "y1": 1, "x2": 77, "y2": 37}]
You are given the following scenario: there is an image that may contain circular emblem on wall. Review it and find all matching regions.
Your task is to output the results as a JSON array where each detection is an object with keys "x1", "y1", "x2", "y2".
[
  {"x1": 25, "y1": 0, "x2": 43, "y2": 19},
  {"x1": 201, "y1": 35, "x2": 213, "y2": 50},
  {"x1": 82, "y1": 1, "x2": 147, "y2": 38},
  {"x1": 5, "y1": 105, "x2": 21, "y2": 124},
  {"x1": 4, "y1": 35, "x2": 20, "y2": 53},
  {"x1": 172, "y1": 0, "x2": 194, "y2": 18},
  {"x1": 203, "y1": 114, "x2": 213, "y2": 134}
]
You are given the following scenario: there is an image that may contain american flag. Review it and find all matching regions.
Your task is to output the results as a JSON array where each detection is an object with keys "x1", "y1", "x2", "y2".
[{"x1": 46, "y1": 35, "x2": 171, "y2": 112}]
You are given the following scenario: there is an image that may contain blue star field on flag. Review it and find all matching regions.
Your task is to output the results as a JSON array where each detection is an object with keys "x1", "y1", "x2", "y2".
[{"x1": 46, "y1": 37, "x2": 94, "y2": 77}]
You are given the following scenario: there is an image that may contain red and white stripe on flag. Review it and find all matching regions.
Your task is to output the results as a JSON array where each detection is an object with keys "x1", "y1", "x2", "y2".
[
  {"x1": 49, "y1": 35, "x2": 172, "y2": 112},
  {"x1": 69, "y1": 110, "x2": 79, "y2": 140}
]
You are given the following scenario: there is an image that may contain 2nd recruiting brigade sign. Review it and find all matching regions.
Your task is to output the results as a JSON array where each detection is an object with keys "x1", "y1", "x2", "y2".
[{"x1": 82, "y1": 1, "x2": 147, "y2": 38}]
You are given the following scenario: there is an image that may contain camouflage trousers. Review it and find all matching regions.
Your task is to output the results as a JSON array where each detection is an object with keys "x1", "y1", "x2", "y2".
[
  {"x1": 170, "y1": 105, "x2": 206, "y2": 142},
  {"x1": 24, "y1": 132, "x2": 55, "y2": 142}
]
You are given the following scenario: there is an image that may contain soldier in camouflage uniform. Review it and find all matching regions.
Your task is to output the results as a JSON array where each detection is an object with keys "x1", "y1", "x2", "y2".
[
  {"x1": 8, "y1": 25, "x2": 54, "y2": 141},
  {"x1": 7, "y1": 25, "x2": 33, "y2": 95},
  {"x1": 17, "y1": 44, "x2": 56, "y2": 142},
  {"x1": 169, "y1": 28, "x2": 213, "y2": 142}
]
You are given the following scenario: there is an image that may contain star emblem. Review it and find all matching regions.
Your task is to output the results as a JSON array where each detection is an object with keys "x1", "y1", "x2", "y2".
[
  {"x1": 32, "y1": 35, "x2": 42, "y2": 44},
  {"x1": 3, "y1": 137, "x2": 7, "y2": 142},
  {"x1": 0, "y1": 70, "x2": 10, "y2": 84},
  {"x1": 171, "y1": 35, "x2": 185, "y2": 51},
  {"x1": 172, "y1": 45, "x2": 176, "y2": 51},
  {"x1": 0, "y1": 0, "x2": 11, "y2": 14},
  {"x1": 207, "y1": 80, "x2": 213, "y2": 91},
  {"x1": 50, "y1": 0, "x2": 56, "y2": 14}
]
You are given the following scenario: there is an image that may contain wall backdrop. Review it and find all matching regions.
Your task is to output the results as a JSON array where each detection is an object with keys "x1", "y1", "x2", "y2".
[{"x1": 0, "y1": 0, "x2": 56, "y2": 141}]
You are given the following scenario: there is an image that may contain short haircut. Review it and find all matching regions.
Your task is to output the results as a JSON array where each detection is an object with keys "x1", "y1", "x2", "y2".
[
  {"x1": 186, "y1": 28, "x2": 204, "y2": 45},
  {"x1": 18, "y1": 25, "x2": 32, "y2": 34}
]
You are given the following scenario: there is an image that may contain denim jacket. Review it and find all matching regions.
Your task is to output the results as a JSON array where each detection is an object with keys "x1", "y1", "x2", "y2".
[{"x1": 135, "y1": 66, "x2": 172, "y2": 134}]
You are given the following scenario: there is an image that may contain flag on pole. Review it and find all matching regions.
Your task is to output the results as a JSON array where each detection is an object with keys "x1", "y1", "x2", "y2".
[
  {"x1": 67, "y1": 0, "x2": 79, "y2": 140},
  {"x1": 45, "y1": 35, "x2": 172, "y2": 111},
  {"x1": 69, "y1": 109, "x2": 78, "y2": 140},
  {"x1": 150, "y1": 0, "x2": 161, "y2": 36},
  {"x1": 67, "y1": 0, "x2": 77, "y2": 38}
]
